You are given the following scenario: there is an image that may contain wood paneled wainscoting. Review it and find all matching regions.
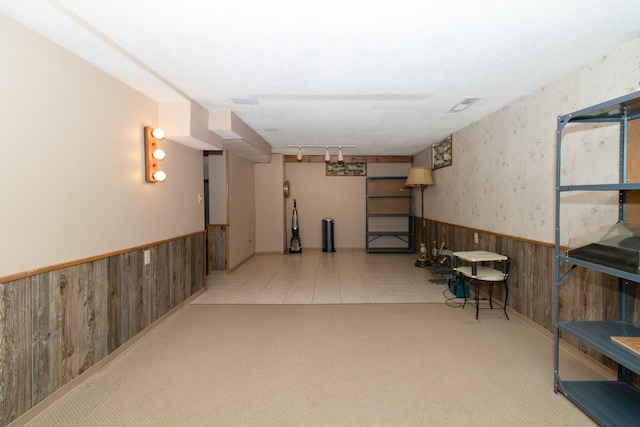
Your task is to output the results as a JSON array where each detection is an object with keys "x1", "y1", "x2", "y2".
[
  {"x1": 419, "y1": 218, "x2": 640, "y2": 374},
  {"x1": 208, "y1": 224, "x2": 227, "y2": 271},
  {"x1": 0, "y1": 232, "x2": 206, "y2": 427}
]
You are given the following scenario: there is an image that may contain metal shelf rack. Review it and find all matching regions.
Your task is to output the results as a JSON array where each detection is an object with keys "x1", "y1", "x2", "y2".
[
  {"x1": 554, "y1": 92, "x2": 640, "y2": 426},
  {"x1": 366, "y1": 176, "x2": 414, "y2": 253}
]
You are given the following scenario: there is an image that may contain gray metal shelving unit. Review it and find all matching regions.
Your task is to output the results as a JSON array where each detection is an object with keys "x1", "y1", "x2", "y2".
[
  {"x1": 554, "y1": 92, "x2": 640, "y2": 426},
  {"x1": 366, "y1": 176, "x2": 414, "y2": 253}
]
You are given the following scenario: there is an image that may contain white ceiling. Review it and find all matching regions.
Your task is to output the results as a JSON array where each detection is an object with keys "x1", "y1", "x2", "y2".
[{"x1": 3, "y1": 0, "x2": 640, "y2": 157}]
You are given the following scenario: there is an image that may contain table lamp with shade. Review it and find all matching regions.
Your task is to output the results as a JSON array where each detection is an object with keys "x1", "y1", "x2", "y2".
[{"x1": 404, "y1": 167, "x2": 434, "y2": 267}]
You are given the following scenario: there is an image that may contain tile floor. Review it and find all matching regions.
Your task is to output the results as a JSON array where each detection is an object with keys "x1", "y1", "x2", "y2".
[{"x1": 193, "y1": 250, "x2": 457, "y2": 305}]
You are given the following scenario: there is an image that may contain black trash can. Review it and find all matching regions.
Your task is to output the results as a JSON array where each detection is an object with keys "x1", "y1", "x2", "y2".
[{"x1": 322, "y1": 218, "x2": 335, "y2": 252}]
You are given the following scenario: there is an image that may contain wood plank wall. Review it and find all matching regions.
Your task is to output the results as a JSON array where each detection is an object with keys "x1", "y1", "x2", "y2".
[
  {"x1": 0, "y1": 232, "x2": 205, "y2": 426},
  {"x1": 208, "y1": 225, "x2": 227, "y2": 271},
  {"x1": 419, "y1": 218, "x2": 640, "y2": 370}
]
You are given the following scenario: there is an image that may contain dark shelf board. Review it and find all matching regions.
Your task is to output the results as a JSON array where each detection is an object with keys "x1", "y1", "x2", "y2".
[
  {"x1": 367, "y1": 231, "x2": 411, "y2": 236},
  {"x1": 558, "y1": 381, "x2": 640, "y2": 427},
  {"x1": 560, "y1": 91, "x2": 640, "y2": 123},
  {"x1": 366, "y1": 248, "x2": 414, "y2": 253},
  {"x1": 558, "y1": 182, "x2": 640, "y2": 191},
  {"x1": 558, "y1": 321, "x2": 640, "y2": 373},
  {"x1": 558, "y1": 255, "x2": 640, "y2": 283}
]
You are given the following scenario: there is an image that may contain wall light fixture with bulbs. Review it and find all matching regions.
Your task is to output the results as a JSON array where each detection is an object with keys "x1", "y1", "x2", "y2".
[{"x1": 144, "y1": 126, "x2": 167, "y2": 182}]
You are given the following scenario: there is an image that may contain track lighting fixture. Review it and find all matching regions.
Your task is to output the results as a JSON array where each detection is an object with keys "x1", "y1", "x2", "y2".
[{"x1": 287, "y1": 145, "x2": 356, "y2": 162}]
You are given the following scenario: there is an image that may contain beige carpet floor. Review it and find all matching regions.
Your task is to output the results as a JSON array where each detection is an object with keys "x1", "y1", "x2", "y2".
[{"x1": 19, "y1": 303, "x2": 601, "y2": 426}]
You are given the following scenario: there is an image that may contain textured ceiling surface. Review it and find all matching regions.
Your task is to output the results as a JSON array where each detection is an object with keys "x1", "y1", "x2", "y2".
[{"x1": 3, "y1": 0, "x2": 640, "y2": 156}]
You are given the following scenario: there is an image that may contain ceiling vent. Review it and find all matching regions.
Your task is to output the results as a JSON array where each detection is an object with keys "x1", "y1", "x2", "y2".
[
  {"x1": 231, "y1": 97, "x2": 259, "y2": 105},
  {"x1": 449, "y1": 98, "x2": 481, "y2": 112}
]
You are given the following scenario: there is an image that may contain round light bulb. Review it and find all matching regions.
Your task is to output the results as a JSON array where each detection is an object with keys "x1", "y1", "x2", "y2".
[
  {"x1": 152, "y1": 148, "x2": 166, "y2": 160},
  {"x1": 153, "y1": 170, "x2": 166, "y2": 182},
  {"x1": 151, "y1": 128, "x2": 165, "y2": 140}
]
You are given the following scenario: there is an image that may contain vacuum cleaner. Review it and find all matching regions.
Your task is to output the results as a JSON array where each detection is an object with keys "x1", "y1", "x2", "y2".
[{"x1": 289, "y1": 199, "x2": 302, "y2": 253}]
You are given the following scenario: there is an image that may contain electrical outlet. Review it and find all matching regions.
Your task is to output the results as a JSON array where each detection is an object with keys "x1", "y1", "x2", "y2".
[
  {"x1": 474, "y1": 232, "x2": 479, "y2": 244},
  {"x1": 144, "y1": 250, "x2": 151, "y2": 265}
]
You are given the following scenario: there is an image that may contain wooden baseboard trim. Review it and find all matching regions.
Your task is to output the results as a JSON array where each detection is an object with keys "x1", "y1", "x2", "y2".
[
  {"x1": 1, "y1": 231, "x2": 206, "y2": 284},
  {"x1": 425, "y1": 218, "x2": 554, "y2": 249}
]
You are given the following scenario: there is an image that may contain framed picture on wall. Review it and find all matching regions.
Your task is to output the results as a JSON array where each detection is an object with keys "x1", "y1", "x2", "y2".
[
  {"x1": 326, "y1": 161, "x2": 367, "y2": 176},
  {"x1": 432, "y1": 135, "x2": 452, "y2": 169}
]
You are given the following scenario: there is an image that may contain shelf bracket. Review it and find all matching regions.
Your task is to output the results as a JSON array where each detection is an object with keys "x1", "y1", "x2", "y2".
[{"x1": 557, "y1": 264, "x2": 577, "y2": 283}]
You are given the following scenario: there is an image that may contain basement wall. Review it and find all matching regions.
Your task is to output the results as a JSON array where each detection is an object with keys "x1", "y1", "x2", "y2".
[{"x1": 0, "y1": 15, "x2": 206, "y2": 426}]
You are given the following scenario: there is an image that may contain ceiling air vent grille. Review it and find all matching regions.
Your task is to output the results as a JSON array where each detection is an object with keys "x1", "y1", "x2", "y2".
[{"x1": 449, "y1": 98, "x2": 480, "y2": 112}]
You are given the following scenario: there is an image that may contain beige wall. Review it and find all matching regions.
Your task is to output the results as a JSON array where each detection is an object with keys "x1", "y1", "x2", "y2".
[
  {"x1": 227, "y1": 152, "x2": 256, "y2": 268},
  {"x1": 0, "y1": 15, "x2": 204, "y2": 278},
  {"x1": 284, "y1": 162, "x2": 411, "y2": 249},
  {"x1": 255, "y1": 154, "x2": 286, "y2": 253}
]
